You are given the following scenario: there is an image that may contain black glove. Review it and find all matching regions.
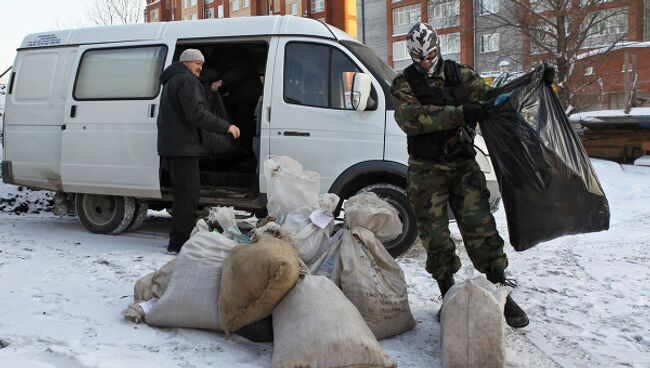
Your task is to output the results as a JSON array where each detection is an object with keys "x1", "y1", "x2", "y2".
[
  {"x1": 462, "y1": 103, "x2": 488, "y2": 128},
  {"x1": 543, "y1": 64, "x2": 556, "y2": 84}
]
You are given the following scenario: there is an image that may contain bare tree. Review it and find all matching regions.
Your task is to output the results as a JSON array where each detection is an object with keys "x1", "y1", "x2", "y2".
[
  {"x1": 477, "y1": 0, "x2": 630, "y2": 109},
  {"x1": 87, "y1": 0, "x2": 145, "y2": 26}
]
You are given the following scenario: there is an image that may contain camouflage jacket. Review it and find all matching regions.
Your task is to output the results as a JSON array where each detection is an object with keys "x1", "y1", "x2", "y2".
[{"x1": 391, "y1": 62, "x2": 491, "y2": 136}]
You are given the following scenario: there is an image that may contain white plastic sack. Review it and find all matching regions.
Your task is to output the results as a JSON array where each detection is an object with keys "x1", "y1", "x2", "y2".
[
  {"x1": 339, "y1": 227, "x2": 415, "y2": 339},
  {"x1": 344, "y1": 192, "x2": 403, "y2": 242},
  {"x1": 283, "y1": 193, "x2": 339, "y2": 265},
  {"x1": 272, "y1": 275, "x2": 396, "y2": 368},
  {"x1": 144, "y1": 228, "x2": 238, "y2": 330},
  {"x1": 263, "y1": 156, "x2": 320, "y2": 222},
  {"x1": 441, "y1": 277, "x2": 509, "y2": 368}
]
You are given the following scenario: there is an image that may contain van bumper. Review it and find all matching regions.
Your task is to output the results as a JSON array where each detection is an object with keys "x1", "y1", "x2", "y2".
[{"x1": 1, "y1": 161, "x2": 14, "y2": 184}]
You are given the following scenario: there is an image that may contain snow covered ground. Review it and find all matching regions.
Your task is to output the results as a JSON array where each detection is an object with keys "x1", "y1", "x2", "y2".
[{"x1": 0, "y1": 159, "x2": 648, "y2": 368}]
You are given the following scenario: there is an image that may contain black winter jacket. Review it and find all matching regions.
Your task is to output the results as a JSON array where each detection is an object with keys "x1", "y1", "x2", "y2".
[{"x1": 157, "y1": 62, "x2": 231, "y2": 157}]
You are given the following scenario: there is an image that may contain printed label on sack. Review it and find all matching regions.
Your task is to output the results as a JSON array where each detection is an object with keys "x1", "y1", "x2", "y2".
[
  {"x1": 309, "y1": 208, "x2": 333, "y2": 229},
  {"x1": 139, "y1": 298, "x2": 159, "y2": 315}
]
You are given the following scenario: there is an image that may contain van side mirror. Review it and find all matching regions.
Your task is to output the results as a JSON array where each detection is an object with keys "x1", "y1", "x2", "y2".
[{"x1": 342, "y1": 72, "x2": 373, "y2": 111}]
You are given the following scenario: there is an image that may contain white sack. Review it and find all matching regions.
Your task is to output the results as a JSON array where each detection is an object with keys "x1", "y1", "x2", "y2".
[
  {"x1": 272, "y1": 275, "x2": 396, "y2": 368},
  {"x1": 144, "y1": 229, "x2": 238, "y2": 330},
  {"x1": 339, "y1": 227, "x2": 416, "y2": 339},
  {"x1": 283, "y1": 193, "x2": 340, "y2": 265},
  {"x1": 441, "y1": 277, "x2": 509, "y2": 368},
  {"x1": 344, "y1": 192, "x2": 403, "y2": 242},
  {"x1": 263, "y1": 156, "x2": 320, "y2": 222}
]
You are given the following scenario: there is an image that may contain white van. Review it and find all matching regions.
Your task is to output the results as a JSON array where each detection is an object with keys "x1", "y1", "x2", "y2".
[{"x1": 1, "y1": 16, "x2": 500, "y2": 257}]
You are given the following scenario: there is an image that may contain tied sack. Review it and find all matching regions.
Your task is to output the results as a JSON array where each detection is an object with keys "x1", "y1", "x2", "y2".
[
  {"x1": 344, "y1": 192, "x2": 403, "y2": 242},
  {"x1": 263, "y1": 156, "x2": 320, "y2": 222},
  {"x1": 219, "y1": 235, "x2": 300, "y2": 337},
  {"x1": 283, "y1": 193, "x2": 339, "y2": 265},
  {"x1": 339, "y1": 227, "x2": 415, "y2": 339},
  {"x1": 272, "y1": 275, "x2": 396, "y2": 368},
  {"x1": 122, "y1": 258, "x2": 176, "y2": 324},
  {"x1": 144, "y1": 228, "x2": 238, "y2": 330},
  {"x1": 441, "y1": 277, "x2": 509, "y2": 368}
]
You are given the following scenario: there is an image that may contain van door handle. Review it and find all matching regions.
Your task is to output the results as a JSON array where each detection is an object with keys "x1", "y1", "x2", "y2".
[
  {"x1": 149, "y1": 104, "x2": 156, "y2": 118},
  {"x1": 70, "y1": 105, "x2": 77, "y2": 118},
  {"x1": 283, "y1": 131, "x2": 310, "y2": 137}
]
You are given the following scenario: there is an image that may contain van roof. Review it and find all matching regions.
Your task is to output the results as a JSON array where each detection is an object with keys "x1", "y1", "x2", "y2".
[{"x1": 19, "y1": 16, "x2": 358, "y2": 49}]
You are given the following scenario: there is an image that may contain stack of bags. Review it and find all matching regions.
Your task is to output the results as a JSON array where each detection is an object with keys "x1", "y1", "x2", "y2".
[{"x1": 122, "y1": 156, "x2": 417, "y2": 368}]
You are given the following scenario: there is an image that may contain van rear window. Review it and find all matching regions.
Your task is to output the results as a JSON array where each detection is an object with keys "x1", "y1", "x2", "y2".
[{"x1": 74, "y1": 46, "x2": 167, "y2": 100}]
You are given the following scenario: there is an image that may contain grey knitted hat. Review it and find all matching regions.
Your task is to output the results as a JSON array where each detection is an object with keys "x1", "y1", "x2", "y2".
[{"x1": 179, "y1": 48, "x2": 205, "y2": 62}]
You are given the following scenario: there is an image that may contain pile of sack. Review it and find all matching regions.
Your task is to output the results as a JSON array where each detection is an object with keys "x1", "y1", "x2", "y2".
[{"x1": 122, "y1": 156, "x2": 416, "y2": 367}]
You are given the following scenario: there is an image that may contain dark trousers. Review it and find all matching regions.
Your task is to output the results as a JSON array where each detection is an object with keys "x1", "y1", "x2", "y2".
[{"x1": 167, "y1": 156, "x2": 201, "y2": 250}]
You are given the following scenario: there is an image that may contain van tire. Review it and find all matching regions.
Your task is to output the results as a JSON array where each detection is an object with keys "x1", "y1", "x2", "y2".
[
  {"x1": 354, "y1": 183, "x2": 418, "y2": 258},
  {"x1": 126, "y1": 201, "x2": 149, "y2": 232},
  {"x1": 75, "y1": 194, "x2": 136, "y2": 235}
]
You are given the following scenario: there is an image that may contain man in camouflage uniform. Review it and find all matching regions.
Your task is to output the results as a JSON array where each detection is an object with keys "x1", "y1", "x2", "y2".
[{"x1": 391, "y1": 22, "x2": 553, "y2": 328}]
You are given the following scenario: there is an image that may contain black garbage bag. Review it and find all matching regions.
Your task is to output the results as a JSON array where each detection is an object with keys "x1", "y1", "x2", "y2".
[{"x1": 480, "y1": 65, "x2": 610, "y2": 251}]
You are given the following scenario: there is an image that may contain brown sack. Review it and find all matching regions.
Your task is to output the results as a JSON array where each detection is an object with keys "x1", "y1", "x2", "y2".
[
  {"x1": 219, "y1": 235, "x2": 300, "y2": 337},
  {"x1": 122, "y1": 258, "x2": 176, "y2": 324}
]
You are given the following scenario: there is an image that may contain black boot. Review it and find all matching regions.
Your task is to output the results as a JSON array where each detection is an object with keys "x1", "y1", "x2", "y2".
[
  {"x1": 488, "y1": 272, "x2": 530, "y2": 328},
  {"x1": 504, "y1": 295, "x2": 529, "y2": 328},
  {"x1": 436, "y1": 276, "x2": 455, "y2": 322}
]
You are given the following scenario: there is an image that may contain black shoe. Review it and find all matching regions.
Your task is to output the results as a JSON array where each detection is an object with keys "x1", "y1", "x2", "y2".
[
  {"x1": 504, "y1": 295, "x2": 529, "y2": 328},
  {"x1": 166, "y1": 243, "x2": 181, "y2": 254},
  {"x1": 435, "y1": 276, "x2": 455, "y2": 323}
]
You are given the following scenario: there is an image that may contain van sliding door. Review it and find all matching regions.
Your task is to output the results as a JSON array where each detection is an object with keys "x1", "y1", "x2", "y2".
[{"x1": 61, "y1": 42, "x2": 172, "y2": 198}]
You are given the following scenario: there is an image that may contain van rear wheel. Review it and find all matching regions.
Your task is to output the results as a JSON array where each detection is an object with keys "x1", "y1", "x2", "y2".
[
  {"x1": 75, "y1": 194, "x2": 136, "y2": 235},
  {"x1": 353, "y1": 184, "x2": 418, "y2": 258}
]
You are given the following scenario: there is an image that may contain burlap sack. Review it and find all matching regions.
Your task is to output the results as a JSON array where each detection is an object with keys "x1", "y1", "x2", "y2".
[
  {"x1": 219, "y1": 235, "x2": 300, "y2": 337},
  {"x1": 441, "y1": 277, "x2": 509, "y2": 368},
  {"x1": 339, "y1": 227, "x2": 416, "y2": 339},
  {"x1": 344, "y1": 192, "x2": 403, "y2": 242},
  {"x1": 272, "y1": 275, "x2": 396, "y2": 368},
  {"x1": 122, "y1": 258, "x2": 176, "y2": 324},
  {"x1": 144, "y1": 230, "x2": 238, "y2": 330}
]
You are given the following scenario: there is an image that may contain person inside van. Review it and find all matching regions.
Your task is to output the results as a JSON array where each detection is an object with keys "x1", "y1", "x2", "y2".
[
  {"x1": 391, "y1": 22, "x2": 555, "y2": 329},
  {"x1": 157, "y1": 48, "x2": 241, "y2": 253}
]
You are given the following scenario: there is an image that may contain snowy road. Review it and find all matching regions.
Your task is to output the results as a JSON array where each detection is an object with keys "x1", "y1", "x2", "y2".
[{"x1": 0, "y1": 159, "x2": 648, "y2": 367}]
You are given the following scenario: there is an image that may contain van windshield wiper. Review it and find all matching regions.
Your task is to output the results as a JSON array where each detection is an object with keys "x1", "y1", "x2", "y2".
[{"x1": 0, "y1": 66, "x2": 11, "y2": 79}]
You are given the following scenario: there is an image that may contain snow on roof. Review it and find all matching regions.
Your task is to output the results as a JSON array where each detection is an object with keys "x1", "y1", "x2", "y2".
[
  {"x1": 576, "y1": 41, "x2": 650, "y2": 60},
  {"x1": 569, "y1": 107, "x2": 650, "y2": 122}
]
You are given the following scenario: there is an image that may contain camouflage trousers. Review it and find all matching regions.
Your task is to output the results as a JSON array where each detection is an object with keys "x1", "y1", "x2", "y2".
[{"x1": 407, "y1": 157, "x2": 508, "y2": 282}]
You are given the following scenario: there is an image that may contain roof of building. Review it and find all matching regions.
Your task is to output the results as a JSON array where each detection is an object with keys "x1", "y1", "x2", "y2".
[
  {"x1": 576, "y1": 41, "x2": 650, "y2": 60},
  {"x1": 19, "y1": 16, "x2": 357, "y2": 49}
]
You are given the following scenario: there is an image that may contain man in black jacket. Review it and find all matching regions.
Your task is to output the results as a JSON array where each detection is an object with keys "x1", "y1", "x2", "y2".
[{"x1": 157, "y1": 48, "x2": 240, "y2": 253}]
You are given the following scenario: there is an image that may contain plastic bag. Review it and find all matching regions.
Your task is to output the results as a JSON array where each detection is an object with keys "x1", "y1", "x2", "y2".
[
  {"x1": 263, "y1": 156, "x2": 320, "y2": 223},
  {"x1": 206, "y1": 206, "x2": 251, "y2": 243},
  {"x1": 480, "y1": 65, "x2": 610, "y2": 251},
  {"x1": 283, "y1": 193, "x2": 339, "y2": 265}
]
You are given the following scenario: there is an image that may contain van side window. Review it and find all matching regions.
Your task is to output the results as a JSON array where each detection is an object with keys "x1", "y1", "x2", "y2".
[
  {"x1": 284, "y1": 42, "x2": 361, "y2": 110},
  {"x1": 74, "y1": 46, "x2": 167, "y2": 100}
]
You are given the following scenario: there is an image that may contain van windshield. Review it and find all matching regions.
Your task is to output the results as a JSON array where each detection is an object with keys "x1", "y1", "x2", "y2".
[{"x1": 340, "y1": 40, "x2": 396, "y2": 110}]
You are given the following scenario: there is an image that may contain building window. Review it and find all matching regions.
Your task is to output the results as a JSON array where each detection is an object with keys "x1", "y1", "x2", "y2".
[
  {"x1": 480, "y1": 33, "x2": 500, "y2": 53},
  {"x1": 150, "y1": 9, "x2": 159, "y2": 21},
  {"x1": 205, "y1": 7, "x2": 214, "y2": 18},
  {"x1": 439, "y1": 32, "x2": 460, "y2": 54},
  {"x1": 243, "y1": 0, "x2": 250, "y2": 8},
  {"x1": 230, "y1": 0, "x2": 240, "y2": 11},
  {"x1": 430, "y1": 0, "x2": 459, "y2": 19},
  {"x1": 311, "y1": 0, "x2": 324, "y2": 13},
  {"x1": 284, "y1": 42, "x2": 362, "y2": 109},
  {"x1": 205, "y1": 0, "x2": 214, "y2": 3},
  {"x1": 190, "y1": 12, "x2": 198, "y2": 20},
  {"x1": 191, "y1": 0, "x2": 197, "y2": 6},
  {"x1": 584, "y1": 66, "x2": 594, "y2": 75},
  {"x1": 480, "y1": 0, "x2": 499, "y2": 15},
  {"x1": 392, "y1": 41, "x2": 409, "y2": 61},
  {"x1": 74, "y1": 46, "x2": 167, "y2": 100},
  {"x1": 588, "y1": 9, "x2": 628, "y2": 37},
  {"x1": 291, "y1": 3, "x2": 299, "y2": 15},
  {"x1": 393, "y1": 5, "x2": 421, "y2": 35}
]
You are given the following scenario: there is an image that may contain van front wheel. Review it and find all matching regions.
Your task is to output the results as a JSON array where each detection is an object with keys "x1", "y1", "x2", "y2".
[{"x1": 75, "y1": 194, "x2": 136, "y2": 235}]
